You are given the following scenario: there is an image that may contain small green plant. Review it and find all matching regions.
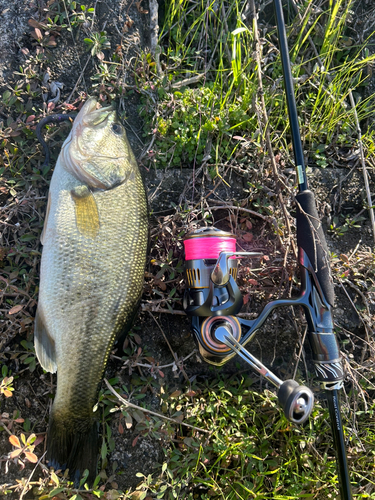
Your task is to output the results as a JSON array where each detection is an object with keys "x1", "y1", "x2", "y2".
[
  {"x1": 329, "y1": 215, "x2": 366, "y2": 237},
  {"x1": 19, "y1": 340, "x2": 37, "y2": 372},
  {"x1": 68, "y1": 2, "x2": 95, "y2": 29},
  {"x1": 84, "y1": 31, "x2": 111, "y2": 59}
]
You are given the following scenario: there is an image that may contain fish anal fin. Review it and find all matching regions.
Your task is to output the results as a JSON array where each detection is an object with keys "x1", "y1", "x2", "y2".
[
  {"x1": 71, "y1": 186, "x2": 100, "y2": 239},
  {"x1": 40, "y1": 191, "x2": 52, "y2": 246},
  {"x1": 34, "y1": 308, "x2": 57, "y2": 373}
]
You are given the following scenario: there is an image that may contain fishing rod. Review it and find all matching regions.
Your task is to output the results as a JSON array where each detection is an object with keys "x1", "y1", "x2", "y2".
[
  {"x1": 274, "y1": 1, "x2": 352, "y2": 497},
  {"x1": 182, "y1": 1, "x2": 352, "y2": 498}
]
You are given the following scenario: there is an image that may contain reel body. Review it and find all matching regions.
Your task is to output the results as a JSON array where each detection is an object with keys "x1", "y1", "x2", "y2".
[{"x1": 183, "y1": 228, "x2": 245, "y2": 365}]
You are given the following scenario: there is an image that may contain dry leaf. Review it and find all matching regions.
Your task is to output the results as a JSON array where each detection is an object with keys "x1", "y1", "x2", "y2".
[
  {"x1": 242, "y1": 233, "x2": 253, "y2": 242},
  {"x1": 24, "y1": 451, "x2": 38, "y2": 463},
  {"x1": 28, "y1": 19, "x2": 42, "y2": 28},
  {"x1": 9, "y1": 448, "x2": 23, "y2": 459},
  {"x1": 125, "y1": 413, "x2": 133, "y2": 429},
  {"x1": 170, "y1": 390, "x2": 181, "y2": 398},
  {"x1": 132, "y1": 435, "x2": 139, "y2": 447},
  {"x1": 33, "y1": 435, "x2": 44, "y2": 447},
  {"x1": 9, "y1": 435, "x2": 21, "y2": 448},
  {"x1": 34, "y1": 28, "x2": 43, "y2": 40},
  {"x1": 340, "y1": 253, "x2": 349, "y2": 263},
  {"x1": 248, "y1": 279, "x2": 258, "y2": 286},
  {"x1": 135, "y1": 1, "x2": 148, "y2": 14},
  {"x1": 133, "y1": 334, "x2": 142, "y2": 345},
  {"x1": 8, "y1": 305, "x2": 23, "y2": 315}
]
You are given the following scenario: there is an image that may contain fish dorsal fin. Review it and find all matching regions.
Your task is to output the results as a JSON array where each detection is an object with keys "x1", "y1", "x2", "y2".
[
  {"x1": 40, "y1": 191, "x2": 52, "y2": 246},
  {"x1": 34, "y1": 308, "x2": 57, "y2": 373},
  {"x1": 71, "y1": 185, "x2": 100, "y2": 239}
]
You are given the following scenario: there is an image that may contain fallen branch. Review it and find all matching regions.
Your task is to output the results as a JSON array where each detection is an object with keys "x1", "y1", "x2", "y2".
[{"x1": 104, "y1": 379, "x2": 209, "y2": 434}]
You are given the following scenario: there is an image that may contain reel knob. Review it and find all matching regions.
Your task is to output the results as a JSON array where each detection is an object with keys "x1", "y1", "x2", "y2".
[{"x1": 278, "y1": 379, "x2": 314, "y2": 424}]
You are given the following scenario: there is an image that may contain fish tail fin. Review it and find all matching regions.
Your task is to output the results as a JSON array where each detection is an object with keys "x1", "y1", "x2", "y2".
[{"x1": 46, "y1": 411, "x2": 99, "y2": 485}]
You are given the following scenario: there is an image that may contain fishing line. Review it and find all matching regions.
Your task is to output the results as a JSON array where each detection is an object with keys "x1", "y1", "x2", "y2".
[{"x1": 183, "y1": 235, "x2": 236, "y2": 261}]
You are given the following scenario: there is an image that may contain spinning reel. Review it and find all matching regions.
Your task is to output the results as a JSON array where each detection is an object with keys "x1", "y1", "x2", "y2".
[{"x1": 183, "y1": 227, "x2": 314, "y2": 425}]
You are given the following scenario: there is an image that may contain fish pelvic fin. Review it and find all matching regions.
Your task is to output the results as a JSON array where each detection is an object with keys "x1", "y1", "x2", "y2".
[
  {"x1": 47, "y1": 410, "x2": 99, "y2": 486},
  {"x1": 34, "y1": 308, "x2": 57, "y2": 373},
  {"x1": 71, "y1": 185, "x2": 100, "y2": 239}
]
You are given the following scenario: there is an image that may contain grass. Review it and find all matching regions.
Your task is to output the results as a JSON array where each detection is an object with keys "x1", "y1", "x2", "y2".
[
  {"x1": 140, "y1": 0, "x2": 375, "y2": 175},
  {"x1": 1, "y1": 0, "x2": 375, "y2": 498}
]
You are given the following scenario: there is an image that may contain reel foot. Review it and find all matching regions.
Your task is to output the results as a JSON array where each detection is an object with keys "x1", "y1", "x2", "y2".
[{"x1": 278, "y1": 380, "x2": 314, "y2": 424}]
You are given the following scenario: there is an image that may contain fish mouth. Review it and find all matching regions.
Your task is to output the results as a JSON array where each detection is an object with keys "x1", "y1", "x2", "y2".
[{"x1": 74, "y1": 97, "x2": 116, "y2": 134}]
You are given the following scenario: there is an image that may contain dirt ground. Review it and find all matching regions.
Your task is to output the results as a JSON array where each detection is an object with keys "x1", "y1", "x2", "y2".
[{"x1": 0, "y1": 0, "x2": 374, "y2": 497}]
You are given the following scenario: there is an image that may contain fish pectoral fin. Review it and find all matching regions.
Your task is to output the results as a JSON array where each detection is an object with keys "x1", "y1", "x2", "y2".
[
  {"x1": 40, "y1": 191, "x2": 52, "y2": 246},
  {"x1": 34, "y1": 308, "x2": 57, "y2": 373},
  {"x1": 71, "y1": 186, "x2": 100, "y2": 239}
]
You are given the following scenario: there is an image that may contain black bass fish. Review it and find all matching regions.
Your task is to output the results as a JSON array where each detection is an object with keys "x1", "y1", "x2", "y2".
[{"x1": 34, "y1": 97, "x2": 148, "y2": 481}]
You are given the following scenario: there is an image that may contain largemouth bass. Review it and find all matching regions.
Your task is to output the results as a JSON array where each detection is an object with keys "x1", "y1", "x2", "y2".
[{"x1": 34, "y1": 97, "x2": 148, "y2": 481}]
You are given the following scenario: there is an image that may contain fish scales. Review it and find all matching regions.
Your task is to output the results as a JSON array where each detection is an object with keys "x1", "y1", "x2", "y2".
[{"x1": 35, "y1": 97, "x2": 148, "y2": 482}]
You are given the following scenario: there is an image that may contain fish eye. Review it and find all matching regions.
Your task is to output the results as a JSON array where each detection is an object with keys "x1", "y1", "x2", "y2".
[{"x1": 111, "y1": 123, "x2": 123, "y2": 135}]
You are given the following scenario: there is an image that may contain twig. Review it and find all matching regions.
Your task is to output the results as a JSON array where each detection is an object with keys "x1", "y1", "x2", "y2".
[
  {"x1": 19, "y1": 451, "x2": 47, "y2": 500},
  {"x1": 66, "y1": 55, "x2": 92, "y2": 104},
  {"x1": 147, "y1": 311, "x2": 190, "y2": 383},
  {"x1": 348, "y1": 90, "x2": 375, "y2": 244},
  {"x1": 111, "y1": 349, "x2": 197, "y2": 369},
  {"x1": 0, "y1": 420, "x2": 13, "y2": 435},
  {"x1": 171, "y1": 73, "x2": 206, "y2": 89},
  {"x1": 104, "y1": 379, "x2": 209, "y2": 433},
  {"x1": 343, "y1": 279, "x2": 371, "y2": 317},
  {"x1": 141, "y1": 304, "x2": 258, "y2": 319},
  {"x1": 293, "y1": 325, "x2": 309, "y2": 382},
  {"x1": 338, "y1": 279, "x2": 372, "y2": 347},
  {"x1": 149, "y1": 0, "x2": 161, "y2": 75},
  {"x1": 221, "y1": 2, "x2": 232, "y2": 63},
  {"x1": 197, "y1": 203, "x2": 270, "y2": 221}
]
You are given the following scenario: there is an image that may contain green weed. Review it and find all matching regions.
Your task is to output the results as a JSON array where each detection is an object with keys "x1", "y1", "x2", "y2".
[{"x1": 139, "y1": 0, "x2": 375, "y2": 175}]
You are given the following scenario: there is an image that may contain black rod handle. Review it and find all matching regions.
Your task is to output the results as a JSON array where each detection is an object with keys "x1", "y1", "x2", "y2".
[
  {"x1": 273, "y1": 0, "x2": 307, "y2": 191},
  {"x1": 295, "y1": 190, "x2": 335, "y2": 307},
  {"x1": 326, "y1": 390, "x2": 353, "y2": 500}
]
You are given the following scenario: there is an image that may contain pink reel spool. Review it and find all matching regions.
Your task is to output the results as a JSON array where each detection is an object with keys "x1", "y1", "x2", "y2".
[{"x1": 183, "y1": 228, "x2": 236, "y2": 261}]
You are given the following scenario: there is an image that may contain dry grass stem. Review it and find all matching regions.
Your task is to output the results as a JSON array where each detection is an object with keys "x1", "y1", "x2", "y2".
[
  {"x1": 348, "y1": 90, "x2": 375, "y2": 244},
  {"x1": 104, "y1": 379, "x2": 209, "y2": 433}
]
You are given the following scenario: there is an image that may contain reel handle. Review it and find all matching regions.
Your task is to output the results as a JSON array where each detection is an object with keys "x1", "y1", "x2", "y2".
[{"x1": 214, "y1": 326, "x2": 314, "y2": 424}]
